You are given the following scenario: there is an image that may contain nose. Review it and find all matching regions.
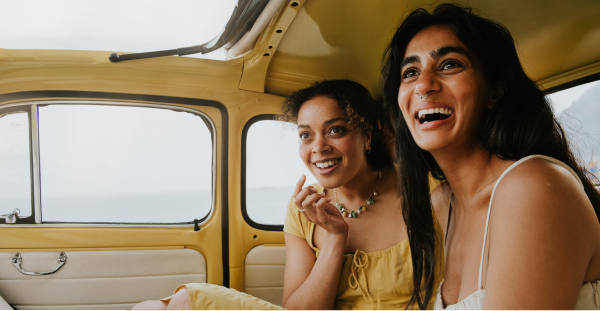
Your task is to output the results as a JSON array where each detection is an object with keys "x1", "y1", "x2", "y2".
[
  {"x1": 311, "y1": 134, "x2": 331, "y2": 154},
  {"x1": 415, "y1": 68, "x2": 440, "y2": 99}
]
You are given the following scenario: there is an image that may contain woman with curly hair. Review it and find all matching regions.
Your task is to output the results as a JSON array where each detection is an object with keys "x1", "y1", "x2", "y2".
[{"x1": 133, "y1": 79, "x2": 444, "y2": 310}]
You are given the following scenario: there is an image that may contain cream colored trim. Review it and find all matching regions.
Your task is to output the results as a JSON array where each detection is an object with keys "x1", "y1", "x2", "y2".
[
  {"x1": 0, "y1": 249, "x2": 206, "y2": 308},
  {"x1": 239, "y1": 0, "x2": 306, "y2": 92},
  {"x1": 14, "y1": 303, "x2": 136, "y2": 310},
  {"x1": 0, "y1": 295, "x2": 11, "y2": 310},
  {"x1": 1, "y1": 246, "x2": 184, "y2": 253},
  {"x1": 264, "y1": 243, "x2": 286, "y2": 247},
  {"x1": 244, "y1": 245, "x2": 286, "y2": 306},
  {"x1": 31, "y1": 104, "x2": 41, "y2": 224},
  {"x1": 227, "y1": 0, "x2": 287, "y2": 59},
  {"x1": 539, "y1": 60, "x2": 600, "y2": 90}
]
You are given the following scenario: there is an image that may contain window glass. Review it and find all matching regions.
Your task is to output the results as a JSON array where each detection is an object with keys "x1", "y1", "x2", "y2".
[
  {"x1": 0, "y1": 111, "x2": 32, "y2": 217},
  {"x1": 0, "y1": 0, "x2": 237, "y2": 60},
  {"x1": 245, "y1": 120, "x2": 317, "y2": 226},
  {"x1": 39, "y1": 105, "x2": 213, "y2": 223},
  {"x1": 547, "y1": 80, "x2": 600, "y2": 184}
]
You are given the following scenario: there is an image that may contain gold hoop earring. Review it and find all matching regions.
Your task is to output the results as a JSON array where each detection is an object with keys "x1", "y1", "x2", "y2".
[{"x1": 366, "y1": 144, "x2": 371, "y2": 154}]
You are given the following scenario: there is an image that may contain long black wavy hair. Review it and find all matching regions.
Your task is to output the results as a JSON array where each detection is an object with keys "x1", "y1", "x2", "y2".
[
  {"x1": 382, "y1": 3, "x2": 600, "y2": 309},
  {"x1": 280, "y1": 79, "x2": 393, "y2": 169}
]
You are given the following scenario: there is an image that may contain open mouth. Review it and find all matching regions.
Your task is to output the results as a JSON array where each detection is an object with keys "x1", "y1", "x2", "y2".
[
  {"x1": 417, "y1": 108, "x2": 453, "y2": 124},
  {"x1": 314, "y1": 159, "x2": 340, "y2": 170}
]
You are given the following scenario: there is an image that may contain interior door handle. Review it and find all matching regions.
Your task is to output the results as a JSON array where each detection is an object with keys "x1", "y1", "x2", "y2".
[{"x1": 11, "y1": 252, "x2": 67, "y2": 276}]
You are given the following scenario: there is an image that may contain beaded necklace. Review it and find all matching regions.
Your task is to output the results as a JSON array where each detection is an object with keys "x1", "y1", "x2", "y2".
[{"x1": 334, "y1": 170, "x2": 381, "y2": 218}]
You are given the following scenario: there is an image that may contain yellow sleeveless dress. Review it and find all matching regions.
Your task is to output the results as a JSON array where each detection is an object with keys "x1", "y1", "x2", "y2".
[
  {"x1": 161, "y1": 183, "x2": 445, "y2": 309},
  {"x1": 284, "y1": 183, "x2": 445, "y2": 309}
]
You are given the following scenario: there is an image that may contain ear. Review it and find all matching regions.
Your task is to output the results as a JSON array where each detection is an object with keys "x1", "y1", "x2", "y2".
[
  {"x1": 364, "y1": 127, "x2": 373, "y2": 151},
  {"x1": 487, "y1": 80, "x2": 506, "y2": 109}
]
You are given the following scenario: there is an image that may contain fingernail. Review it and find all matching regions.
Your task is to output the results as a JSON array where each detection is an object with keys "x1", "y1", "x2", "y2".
[{"x1": 299, "y1": 174, "x2": 304, "y2": 181}]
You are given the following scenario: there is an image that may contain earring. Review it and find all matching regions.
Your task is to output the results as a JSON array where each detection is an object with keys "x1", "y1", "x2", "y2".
[{"x1": 366, "y1": 144, "x2": 372, "y2": 154}]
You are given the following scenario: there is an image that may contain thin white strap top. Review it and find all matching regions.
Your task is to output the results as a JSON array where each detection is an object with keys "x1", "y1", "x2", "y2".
[
  {"x1": 476, "y1": 155, "x2": 583, "y2": 289},
  {"x1": 434, "y1": 154, "x2": 600, "y2": 310}
]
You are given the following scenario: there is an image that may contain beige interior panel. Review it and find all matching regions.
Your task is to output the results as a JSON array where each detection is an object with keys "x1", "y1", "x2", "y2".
[
  {"x1": 0, "y1": 295, "x2": 10, "y2": 310},
  {"x1": 244, "y1": 245, "x2": 286, "y2": 306},
  {"x1": 0, "y1": 249, "x2": 206, "y2": 310}
]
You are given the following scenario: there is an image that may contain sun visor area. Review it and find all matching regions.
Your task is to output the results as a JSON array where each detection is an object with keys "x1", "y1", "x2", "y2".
[{"x1": 226, "y1": 0, "x2": 286, "y2": 59}]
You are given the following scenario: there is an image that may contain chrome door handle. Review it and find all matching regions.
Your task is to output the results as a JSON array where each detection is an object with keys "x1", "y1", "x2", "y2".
[
  {"x1": 11, "y1": 252, "x2": 67, "y2": 276},
  {"x1": 1, "y1": 208, "x2": 20, "y2": 224}
]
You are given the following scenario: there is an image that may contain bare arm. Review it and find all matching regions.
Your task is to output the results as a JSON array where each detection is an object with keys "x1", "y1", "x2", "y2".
[
  {"x1": 282, "y1": 232, "x2": 346, "y2": 309},
  {"x1": 484, "y1": 159, "x2": 597, "y2": 309},
  {"x1": 282, "y1": 175, "x2": 349, "y2": 309}
]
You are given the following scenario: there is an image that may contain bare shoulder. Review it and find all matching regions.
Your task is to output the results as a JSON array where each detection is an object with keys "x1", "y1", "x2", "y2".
[
  {"x1": 484, "y1": 157, "x2": 599, "y2": 308},
  {"x1": 492, "y1": 157, "x2": 589, "y2": 217},
  {"x1": 431, "y1": 180, "x2": 452, "y2": 233},
  {"x1": 488, "y1": 157, "x2": 597, "y2": 274}
]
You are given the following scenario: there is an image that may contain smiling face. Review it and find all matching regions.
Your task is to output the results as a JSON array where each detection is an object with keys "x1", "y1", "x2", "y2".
[
  {"x1": 398, "y1": 25, "x2": 496, "y2": 154},
  {"x1": 297, "y1": 96, "x2": 371, "y2": 189}
]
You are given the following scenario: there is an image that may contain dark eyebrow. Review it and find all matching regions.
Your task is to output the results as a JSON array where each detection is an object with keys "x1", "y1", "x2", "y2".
[
  {"x1": 324, "y1": 117, "x2": 347, "y2": 126},
  {"x1": 297, "y1": 117, "x2": 347, "y2": 129},
  {"x1": 400, "y1": 55, "x2": 420, "y2": 69},
  {"x1": 430, "y1": 46, "x2": 470, "y2": 60}
]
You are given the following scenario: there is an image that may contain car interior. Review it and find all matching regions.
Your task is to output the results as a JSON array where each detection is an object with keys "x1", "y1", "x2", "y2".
[{"x1": 0, "y1": 0, "x2": 599, "y2": 309}]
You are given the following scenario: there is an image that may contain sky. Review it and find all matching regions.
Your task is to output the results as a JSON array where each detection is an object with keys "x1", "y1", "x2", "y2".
[{"x1": 0, "y1": 0, "x2": 237, "y2": 60}]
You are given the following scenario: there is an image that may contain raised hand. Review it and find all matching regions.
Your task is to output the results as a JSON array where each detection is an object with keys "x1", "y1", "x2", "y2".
[{"x1": 292, "y1": 175, "x2": 349, "y2": 236}]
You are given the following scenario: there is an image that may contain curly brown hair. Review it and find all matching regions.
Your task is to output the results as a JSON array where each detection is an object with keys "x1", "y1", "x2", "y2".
[{"x1": 279, "y1": 79, "x2": 392, "y2": 169}]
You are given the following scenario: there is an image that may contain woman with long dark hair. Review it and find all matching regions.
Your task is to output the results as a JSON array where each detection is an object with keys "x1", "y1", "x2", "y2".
[
  {"x1": 132, "y1": 79, "x2": 444, "y2": 310},
  {"x1": 383, "y1": 4, "x2": 600, "y2": 309}
]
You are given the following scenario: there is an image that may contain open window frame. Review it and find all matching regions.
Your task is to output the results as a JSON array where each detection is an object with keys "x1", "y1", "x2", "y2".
[{"x1": 0, "y1": 99, "x2": 218, "y2": 226}]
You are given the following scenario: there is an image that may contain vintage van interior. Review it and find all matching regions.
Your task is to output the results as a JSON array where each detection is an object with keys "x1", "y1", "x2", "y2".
[{"x1": 0, "y1": 0, "x2": 599, "y2": 309}]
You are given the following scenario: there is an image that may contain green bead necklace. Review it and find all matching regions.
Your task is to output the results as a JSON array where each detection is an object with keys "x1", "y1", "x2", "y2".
[{"x1": 334, "y1": 170, "x2": 381, "y2": 218}]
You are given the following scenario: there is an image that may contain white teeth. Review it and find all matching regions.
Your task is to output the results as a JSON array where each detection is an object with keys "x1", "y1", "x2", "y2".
[
  {"x1": 315, "y1": 159, "x2": 339, "y2": 168},
  {"x1": 418, "y1": 108, "x2": 454, "y2": 119}
]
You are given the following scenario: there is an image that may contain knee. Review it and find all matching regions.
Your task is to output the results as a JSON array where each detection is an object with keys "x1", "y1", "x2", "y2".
[
  {"x1": 166, "y1": 288, "x2": 192, "y2": 310},
  {"x1": 132, "y1": 300, "x2": 168, "y2": 310}
]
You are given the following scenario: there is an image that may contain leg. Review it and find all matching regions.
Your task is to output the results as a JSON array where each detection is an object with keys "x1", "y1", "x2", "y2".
[
  {"x1": 166, "y1": 288, "x2": 192, "y2": 310},
  {"x1": 131, "y1": 300, "x2": 168, "y2": 310}
]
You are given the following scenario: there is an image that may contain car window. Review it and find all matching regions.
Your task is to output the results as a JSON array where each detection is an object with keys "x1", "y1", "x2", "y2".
[
  {"x1": 0, "y1": 103, "x2": 215, "y2": 224},
  {"x1": 0, "y1": 110, "x2": 32, "y2": 217},
  {"x1": 0, "y1": 0, "x2": 237, "y2": 60},
  {"x1": 548, "y1": 80, "x2": 600, "y2": 185},
  {"x1": 244, "y1": 119, "x2": 317, "y2": 227},
  {"x1": 38, "y1": 104, "x2": 214, "y2": 223}
]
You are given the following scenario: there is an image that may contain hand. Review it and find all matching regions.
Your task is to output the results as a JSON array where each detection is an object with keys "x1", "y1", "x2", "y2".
[{"x1": 293, "y1": 175, "x2": 349, "y2": 236}]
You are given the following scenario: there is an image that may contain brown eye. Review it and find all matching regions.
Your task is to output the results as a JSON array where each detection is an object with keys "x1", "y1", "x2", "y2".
[
  {"x1": 329, "y1": 126, "x2": 344, "y2": 135},
  {"x1": 299, "y1": 132, "x2": 311, "y2": 140},
  {"x1": 402, "y1": 68, "x2": 419, "y2": 82},
  {"x1": 441, "y1": 61, "x2": 462, "y2": 71},
  {"x1": 402, "y1": 68, "x2": 419, "y2": 80}
]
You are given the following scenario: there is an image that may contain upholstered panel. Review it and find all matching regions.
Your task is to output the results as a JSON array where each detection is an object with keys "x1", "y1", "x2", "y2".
[
  {"x1": 0, "y1": 249, "x2": 206, "y2": 310},
  {"x1": 244, "y1": 245, "x2": 286, "y2": 306},
  {"x1": 0, "y1": 295, "x2": 11, "y2": 310}
]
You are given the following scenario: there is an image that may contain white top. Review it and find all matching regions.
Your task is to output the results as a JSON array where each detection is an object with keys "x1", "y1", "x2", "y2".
[{"x1": 434, "y1": 155, "x2": 600, "y2": 309}]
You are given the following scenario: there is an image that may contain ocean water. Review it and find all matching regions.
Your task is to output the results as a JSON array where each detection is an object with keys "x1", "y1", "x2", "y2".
[
  {"x1": 7, "y1": 187, "x2": 294, "y2": 225},
  {"x1": 245, "y1": 187, "x2": 295, "y2": 225}
]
